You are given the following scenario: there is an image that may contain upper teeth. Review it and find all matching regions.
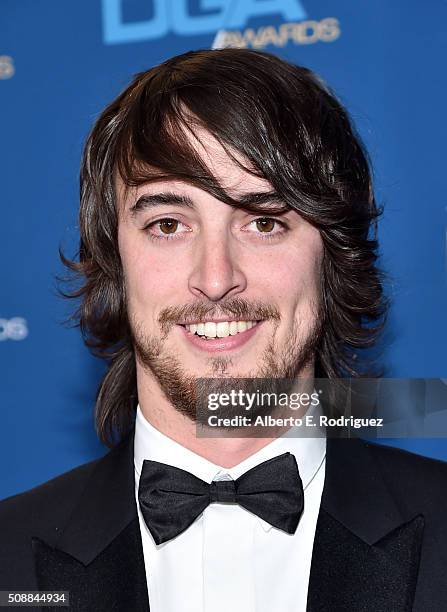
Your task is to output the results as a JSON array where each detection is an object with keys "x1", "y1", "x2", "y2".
[{"x1": 185, "y1": 321, "x2": 257, "y2": 338}]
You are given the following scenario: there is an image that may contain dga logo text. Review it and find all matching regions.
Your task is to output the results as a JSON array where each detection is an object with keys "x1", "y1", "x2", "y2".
[{"x1": 103, "y1": 0, "x2": 310, "y2": 44}]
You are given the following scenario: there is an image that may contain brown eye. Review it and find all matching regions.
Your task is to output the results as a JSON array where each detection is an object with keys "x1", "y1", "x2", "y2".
[
  {"x1": 256, "y1": 218, "x2": 276, "y2": 232},
  {"x1": 159, "y1": 219, "x2": 178, "y2": 234}
]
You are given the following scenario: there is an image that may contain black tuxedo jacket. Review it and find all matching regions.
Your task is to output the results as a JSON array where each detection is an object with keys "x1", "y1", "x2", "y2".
[{"x1": 1, "y1": 435, "x2": 447, "y2": 611}]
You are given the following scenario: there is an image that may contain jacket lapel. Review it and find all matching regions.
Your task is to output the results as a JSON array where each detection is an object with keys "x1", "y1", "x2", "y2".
[
  {"x1": 307, "y1": 439, "x2": 424, "y2": 612},
  {"x1": 32, "y1": 433, "x2": 150, "y2": 611}
]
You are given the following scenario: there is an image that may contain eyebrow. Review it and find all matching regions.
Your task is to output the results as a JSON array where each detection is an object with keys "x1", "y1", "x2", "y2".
[
  {"x1": 236, "y1": 191, "x2": 289, "y2": 213},
  {"x1": 130, "y1": 192, "x2": 194, "y2": 216},
  {"x1": 129, "y1": 190, "x2": 289, "y2": 216}
]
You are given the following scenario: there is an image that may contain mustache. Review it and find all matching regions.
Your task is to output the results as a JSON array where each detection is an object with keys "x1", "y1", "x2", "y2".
[{"x1": 158, "y1": 298, "x2": 281, "y2": 334}]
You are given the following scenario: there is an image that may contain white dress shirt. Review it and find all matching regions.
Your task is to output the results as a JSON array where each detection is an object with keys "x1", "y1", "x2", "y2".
[{"x1": 134, "y1": 405, "x2": 326, "y2": 612}]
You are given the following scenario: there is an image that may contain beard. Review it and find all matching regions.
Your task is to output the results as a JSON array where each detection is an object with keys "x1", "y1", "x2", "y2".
[{"x1": 130, "y1": 297, "x2": 323, "y2": 425}]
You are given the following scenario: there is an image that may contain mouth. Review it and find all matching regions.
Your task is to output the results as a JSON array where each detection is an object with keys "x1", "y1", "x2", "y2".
[
  {"x1": 177, "y1": 319, "x2": 263, "y2": 353},
  {"x1": 181, "y1": 320, "x2": 259, "y2": 339}
]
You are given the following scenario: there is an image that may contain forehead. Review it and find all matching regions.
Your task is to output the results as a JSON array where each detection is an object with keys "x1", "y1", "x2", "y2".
[
  {"x1": 188, "y1": 127, "x2": 270, "y2": 192},
  {"x1": 116, "y1": 126, "x2": 273, "y2": 209}
]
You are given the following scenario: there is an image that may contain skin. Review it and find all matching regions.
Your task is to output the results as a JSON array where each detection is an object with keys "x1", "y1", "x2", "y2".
[{"x1": 117, "y1": 129, "x2": 324, "y2": 467}]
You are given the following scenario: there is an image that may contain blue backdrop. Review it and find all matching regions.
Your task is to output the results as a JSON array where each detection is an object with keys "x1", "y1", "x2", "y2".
[{"x1": 1, "y1": 0, "x2": 446, "y2": 500}]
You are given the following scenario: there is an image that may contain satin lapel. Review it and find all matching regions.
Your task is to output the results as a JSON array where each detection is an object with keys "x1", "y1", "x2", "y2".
[
  {"x1": 307, "y1": 439, "x2": 424, "y2": 612},
  {"x1": 32, "y1": 433, "x2": 150, "y2": 612}
]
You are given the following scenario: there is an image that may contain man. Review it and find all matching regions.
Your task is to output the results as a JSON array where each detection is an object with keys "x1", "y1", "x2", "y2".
[{"x1": 1, "y1": 49, "x2": 446, "y2": 611}]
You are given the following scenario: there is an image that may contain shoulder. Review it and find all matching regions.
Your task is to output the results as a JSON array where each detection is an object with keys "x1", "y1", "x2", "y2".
[
  {"x1": 329, "y1": 437, "x2": 447, "y2": 482},
  {"x1": 326, "y1": 437, "x2": 447, "y2": 516},
  {"x1": 0, "y1": 433, "x2": 133, "y2": 537},
  {"x1": 0, "y1": 455, "x2": 105, "y2": 589},
  {"x1": 0, "y1": 455, "x2": 102, "y2": 534},
  {"x1": 0, "y1": 435, "x2": 134, "y2": 588},
  {"x1": 364, "y1": 440, "x2": 447, "y2": 483},
  {"x1": 364, "y1": 440, "x2": 447, "y2": 502}
]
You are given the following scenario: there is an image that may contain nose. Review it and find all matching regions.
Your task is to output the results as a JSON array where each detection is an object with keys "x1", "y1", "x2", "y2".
[{"x1": 188, "y1": 231, "x2": 247, "y2": 302}]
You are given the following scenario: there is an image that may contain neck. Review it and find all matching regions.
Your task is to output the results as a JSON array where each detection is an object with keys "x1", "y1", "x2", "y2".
[{"x1": 136, "y1": 363, "x2": 315, "y2": 469}]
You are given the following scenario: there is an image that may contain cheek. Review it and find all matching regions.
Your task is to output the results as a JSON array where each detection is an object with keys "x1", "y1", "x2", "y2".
[
  {"x1": 248, "y1": 233, "x2": 323, "y2": 307},
  {"x1": 119, "y1": 233, "x2": 185, "y2": 310}
]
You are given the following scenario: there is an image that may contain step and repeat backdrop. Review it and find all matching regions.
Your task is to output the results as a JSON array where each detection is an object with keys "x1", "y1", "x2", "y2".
[{"x1": 1, "y1": 0, "x2": 446, "y2": 500}]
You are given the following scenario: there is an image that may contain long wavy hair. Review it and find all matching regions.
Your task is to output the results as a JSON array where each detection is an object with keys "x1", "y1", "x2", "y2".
[{"x1": 63, "y1": 49, "x2": 387, "y2": 447}]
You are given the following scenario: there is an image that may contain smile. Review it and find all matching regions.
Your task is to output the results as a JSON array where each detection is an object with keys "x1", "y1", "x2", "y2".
[
  {"x1": 183, "y1": 320, "x2": 258, "y2": 339},
  {"x1": 178, "y1": 320, "x2": 262, "y2": 353}
]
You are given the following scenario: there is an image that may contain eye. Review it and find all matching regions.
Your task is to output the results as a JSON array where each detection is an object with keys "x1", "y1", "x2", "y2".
[
  {"x1": 143, "y1": 217, "x2": 191, "y2": 240},
  {"x1": 244, "y1": 216, "x2": 287, "y2": 238}
]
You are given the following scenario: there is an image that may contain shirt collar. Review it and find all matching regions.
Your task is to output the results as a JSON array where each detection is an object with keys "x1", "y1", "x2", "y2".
[
  {"x1": 134, "y1": 405, "x2": 224, "y2": 485},
  {"x1": 134, "y1": 401, "x2": 326, "y2": 531}
]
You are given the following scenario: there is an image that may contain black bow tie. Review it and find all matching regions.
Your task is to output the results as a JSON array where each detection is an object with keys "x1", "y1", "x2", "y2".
[{"x1": 138, "y1": 452, "x2": 304, "y2": 545}]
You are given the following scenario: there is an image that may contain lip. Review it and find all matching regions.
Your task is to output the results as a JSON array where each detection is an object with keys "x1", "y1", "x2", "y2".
[{"x1": 178, "y1": 321, "x2": 263, "y2": 353}]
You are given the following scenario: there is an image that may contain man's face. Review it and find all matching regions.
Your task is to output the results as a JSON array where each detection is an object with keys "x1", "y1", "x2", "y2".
[{"x1": 117, "y1": 129, "x2": 324, "y2": 420}]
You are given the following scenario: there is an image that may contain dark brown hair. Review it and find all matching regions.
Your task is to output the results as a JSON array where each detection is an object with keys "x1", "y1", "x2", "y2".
[{"x1": 63, "y1": 49, "x2": 387, "y2": 447}]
